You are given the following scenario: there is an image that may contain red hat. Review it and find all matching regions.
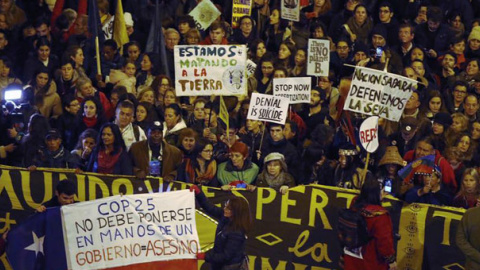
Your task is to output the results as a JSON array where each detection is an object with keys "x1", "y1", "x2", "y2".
[{"x1": 229, "y1": 141, "x2": 249, "y2": 157}]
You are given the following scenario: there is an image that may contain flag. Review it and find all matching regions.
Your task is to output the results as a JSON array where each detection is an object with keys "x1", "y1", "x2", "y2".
[
  {"x1": 145, "y1": 0, "x2": 169, "y2": 76},
  {"x1": 113, "y1": 0, "x2": 129, "y2": 55},
  {"x1": 6, "y1": 208, "x2": 67, "y2": 270},
  {"x1": 398, "y1": 155, "x2": 435, "y2": 184},
  {"x1": 219, "y1": 96, "x2": 229, "y2": 134},
  {"x1": 88, "y1": 0, "x2": 104, "y2": 75}
]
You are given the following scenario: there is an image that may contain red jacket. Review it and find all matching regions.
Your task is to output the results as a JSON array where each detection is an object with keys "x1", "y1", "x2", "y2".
[
  {"x1": 199, "y1": 36, "x2": 229, "y2": 45},
  {"x1": 344, "y1": 204, "x2": 395, "y2": 270},
  {"x1": 403, "y1": 149, "x2": 457, "y2": 192}
]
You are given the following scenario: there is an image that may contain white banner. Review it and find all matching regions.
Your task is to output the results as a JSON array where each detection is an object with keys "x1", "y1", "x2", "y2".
[
  {"x1": 281, "y1": 0, "x2": 300, "y2": 21},
  {"x1": 246, "y1": 59, "x2": 256, "y2": 77},
  {"x1": 247, "y1": 93, "x2": 290, "y2": 124},
  {"x1": 62, "y1": 190, "x2": 199, "y2": 270},
  {"x1": 343, "y1": 66, "x2": 416, "y2": 122},
  {"x1": 273, "y1": 77, "x2": 311, "y2": 104},
  {"x1": 189, "y1": 0, "x2": 221, "y2": 30},
  {"x1": 174, "y1": 45, "x2": 248, "y2": 96},
  {"x1": 307, "y1": 39, "x2": 330, "y2": 76}
]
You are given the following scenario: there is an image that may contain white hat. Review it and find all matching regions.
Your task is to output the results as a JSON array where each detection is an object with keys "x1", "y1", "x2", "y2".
[
  {"x1": 264, "y1": 152, "x2": 285, "y2": 163},
  {"x1": 124, "y1": 12, "x2": 134, "y2": 27}
]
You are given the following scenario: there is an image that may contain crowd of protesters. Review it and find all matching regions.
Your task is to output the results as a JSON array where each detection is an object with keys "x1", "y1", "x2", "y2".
[{"x1": 1, "y1": 0, "x2": 480, "y2": 212}]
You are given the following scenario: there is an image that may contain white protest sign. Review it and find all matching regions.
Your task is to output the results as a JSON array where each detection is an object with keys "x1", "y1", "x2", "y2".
[
  {"x1": 307, "y1": 39, "x2": 330, "y2": 76},
  {"x1": 189, "y1": 0, "x2": 221, "y2": 30},
  {"x1": 232, "y1": 0, "x2": 252, "y2": 28},
  {"x1": 281, "y1": 0, "x2": 300, "y2": 21},
  {"x1": 359, "y1": 116, "x2": 379, "y2": 153},
  {"x1": 174, "y1": 45, "x2": 248, "y2": 96},
  {"x1": 62, "y1": 190, "x2": 199, "y2": 270},
  {"x1": 273, "y1": 77, "x2": 311, "y2": 104},
  {"x1": 247, "y1": 93, "x2": 289, "y2": 124},
  {"x1": 246, "y1": 59, "x2": 256, "y2": 77},
  {"x1": 343, "y1": 66, "x2": 417, "y2": 122}
]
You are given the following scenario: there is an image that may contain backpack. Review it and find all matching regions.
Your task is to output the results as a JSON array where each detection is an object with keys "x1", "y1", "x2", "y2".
[{"x1": 337, "y1": 207, "x2": 370, "y2": 249}]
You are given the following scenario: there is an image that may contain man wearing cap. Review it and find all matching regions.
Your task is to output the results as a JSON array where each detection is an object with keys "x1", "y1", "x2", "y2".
[
  {"x1": 129, "y1": 121, "x2": 183, "y2": 180},
  {"x1": 403, "y1": 137, "x2": 457, "y2": 193},
  {"x1": 388, "y1": 117, "x2": 420, "y2": 157},
  {"x1": 27, "y1": 129, "x2": 79, "y2": 170}
]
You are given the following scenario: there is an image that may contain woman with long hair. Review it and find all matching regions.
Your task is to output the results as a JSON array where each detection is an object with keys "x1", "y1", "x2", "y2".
[
  {"x1": 26, "y1": 68, "x2": 62, "y2": 119},
  {"x1": 87, "y1": 123, "x2": 133, "y2": 175},
  {"x1": 248, "y1": 39, "x2": 267, "y2": 63},
  {"x1": 75, "y1": 96, "x2": 107, "y2": 135},
  {"x1": 192, "y1": 185, "x2": 252, "y2": 269},
  {"x1": 445, "y1": 113, "x2": 469, "y2": 147},
  {"x1": 71, "y1": 128, "x2": 98, "y2": 171},
  {"x1": 290, "y1": 48, "x2": 307, "y2": 77},
  {"x1": 64, "y1": 45, "x2": 87, "y2": 78},
  {"x1": 419, "y1": 90, "x2": 448, "y2": 122},
  {"x1": 135, "y1": 101, "x2": 158, "y2": 132},
  {"x1": 21, "y1": 113, "x2": 50, "y2": 167},
  {"x1": 151, "y1": 74, "x2": 173, "y2": 108},
  {"x1": 263, "y1": 6, "x2": 291, "y2": 53},
  {"x1": 453, "y1": 168, "x2": 480, "y2": 209},
  {"x1": 163, "y1": 103, "x2": 187, "y2": 146},
  {"x1": 276, "y1": 41, "x2": 296, "y2": 71},
  {"x1": 136, "y1": 53, "x2": 159, "y2": 91},
  {"x1": 249, "y1": 54, "x2": 275, "y2": 94},
  {"x1": 176, "y1": 139, "x2": 218, "y2": 186},
  {"x1": 342, "y1": 176, "x2": 397, "y2": 270}
]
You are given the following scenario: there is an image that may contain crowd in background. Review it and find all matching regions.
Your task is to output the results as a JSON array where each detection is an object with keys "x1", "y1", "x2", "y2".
[{"x1": 1, "y1": 0, "x2": 480, "y2": 210}]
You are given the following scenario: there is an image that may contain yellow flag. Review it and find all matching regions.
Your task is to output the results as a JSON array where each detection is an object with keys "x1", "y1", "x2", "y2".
[
  {"x1": 219, "y1": 96, "x2": 229, "y2": 134},
  {"x1": 113, "y1": 0, "x2": 129, "y2": 55}
]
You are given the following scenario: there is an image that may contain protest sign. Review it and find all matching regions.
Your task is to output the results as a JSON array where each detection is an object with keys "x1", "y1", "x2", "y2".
[
  {"x1": 174, "y1": 45, "x2": 248, "y2": 96},
  {"x1": 307, "y1": 39, "x2": 330, "y2": 76},
  {"x1": 281, "y1": 0, "x2": 300, "y2": 21},
  {"x1": 273, "y1": 77, "x2": 311, "y2": 104},
  {"x1": 232, "y1": 0, "x2": 252, "y2": 28},
  {"x1": 343, "y1": 66, "x2": 417, "y2": 121},
  {"x1": 189, "y1": 0, "x2": 221, "y2": 30},
  {"x1": 246, "y1": 59, "x2": 256, "y2": 77},
  {"x1": 359, "y1": 116, "x2": 379, "y2": 153},
  {"x1": 62, "y1": 190, "x2": 199, "y2": 270},
  {"x1": 247, "y1": 93, "x2": 289, "y2": 124}
]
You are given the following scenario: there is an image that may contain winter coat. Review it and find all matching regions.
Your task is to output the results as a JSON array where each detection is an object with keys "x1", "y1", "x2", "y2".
[
  {"x1": 456, "y1": 206, "x2": 480, "y2": 270},
  {"x1": 344, "y1": 204, "x2": 395, "y2": 270},
  {"x1": 196, "y1": 192, "x2": 247, "y2": 270},
  {"x1": 33, "y1": 82, "x2": 63, "y2": 119},
  {"x1": 128, "y1": 140, "x2": 183, "y2": 178},
  {"x1": 217, "y1": 159, "x2": 259, "y2": 185}
]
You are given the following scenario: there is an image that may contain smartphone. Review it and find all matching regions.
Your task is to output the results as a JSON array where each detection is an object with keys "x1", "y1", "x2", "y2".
[
  {"x1": 375, "y1": 47, "x2": 384, "y2": 59},
  {"x1": 384, "y1": 185, "x2": 392, "y2": 193}
]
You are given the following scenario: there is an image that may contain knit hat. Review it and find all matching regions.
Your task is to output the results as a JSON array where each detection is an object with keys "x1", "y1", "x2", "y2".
[
  {"x1": 371, "y1": 24, "x2": 387, "y2": 40},
  {"x1": 124, "y1": 12, "x2": 134, "y2": 27},
  {"x1": 230, "y1": 141, "x2": 249, "y2": 157},
  {"x1": 379, "y1": 146, "x2": 404, "y2": 166},
  {"x1": 264, "y1": 152, "x2": 285, "y2": 163},
  {"x1": 433, "y1": 112, "x2": 453, "y2": 128},
  {"x1": 353, "y1": 42, "x2": 369, "y2": 55},
  {"x1": 469, "y1": 26, "x2": 480, "y2": 42}
]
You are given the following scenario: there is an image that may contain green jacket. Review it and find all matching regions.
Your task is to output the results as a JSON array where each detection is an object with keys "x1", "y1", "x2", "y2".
[{"x1": 217, "y1": 160, "x2": 259, "y2": 185}]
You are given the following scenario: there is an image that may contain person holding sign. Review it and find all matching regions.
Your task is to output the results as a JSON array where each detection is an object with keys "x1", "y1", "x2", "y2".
[
  {"x1": 191, "y1": 185, "x2": 251, "y2": 269},
  {"x1": 217, "y1": 141, "x2": 259, "y2": 189}
]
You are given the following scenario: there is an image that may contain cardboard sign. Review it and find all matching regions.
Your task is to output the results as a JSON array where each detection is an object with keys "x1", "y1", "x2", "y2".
[
  {"x1": 359, "y1": 116, "x2": 379, "y2": 153},
  {"x1": 273, "y1": 77, "x2": 311, "y2": 104},
  {"x1": 174, "y1": 45, "x2": 248, "y2": 96},
  {"x1": 246, "y1": 59, "x2": 256, "y2": 77},
  {"x1": 62, "y1": 190, "x2": 199, "y2": 270},
  {"x1": 307, "y1": 39, "x2": 330, "y2": 76},
  {"x1": 232, "y1": 0, "x2": 252, "y2": 28},
  {"x1": 189, "y1": 0, "x2": 221, "y2": 30},
  {"x1": 281, "y1": 0, "x2": 300, "y2": 21},
  {"x1": 247, "y1": 93, "x2": 289, "y2": 124},
  {"x1": 343, "y1": 66, "x2": 417, "y2": 121}
]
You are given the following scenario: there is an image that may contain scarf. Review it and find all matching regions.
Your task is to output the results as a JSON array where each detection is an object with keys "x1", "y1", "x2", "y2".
[
  {"x1": 185, "y1": 158, "x2": 217, "y2": 185},
  {"x1": 83, "y1": 116, "x2": 98, "y2": 128},
  {"x1": 97, "y1": 148, "x2": 122, "y2": 174},
  {"x1": 261, "y1": 172, "x2": 291, "y2": 190}
]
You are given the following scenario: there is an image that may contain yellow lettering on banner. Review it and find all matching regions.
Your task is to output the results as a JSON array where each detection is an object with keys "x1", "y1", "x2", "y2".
[
  {"x1": 432, "y1": 211, "x2": 463, "y2": 246},
  {"x1": 88, "y1": 175, "x2": 110, "y2": 200},
  {"x1": 260, "y1": 257, "x2": 287, "y2": 269},
  {"x1": 280, "y1": 186, "x2": 304, "y2": 225},
  {"x1": 21, "y1": 171, "x2": 52, "y2": 209},
  {"x1": 111, "y1": 178, "x2": 134, "y2": 195},
  {"x1": 288, "y1": 230, "x2": 332, "y2": 263},
  {"x1": 76, "y1": 174, "x2": 86, "y2": 202},
  {"x1": 1, "y1": 254, "x2": 11, "y2": 270},
  {"x1": 336, "y1": 192, "x2": 357, "y2": 207},
  {"x1": 143, "y1": 178, "x2": 154, "y2": 193},
  {"x1": 0, "y1": 169, "x2": 22, "y2": 210},
  {"x1": 309, "y1": 188, "x2": 332, "y2": 229},
  {"x1": 256, "y1": 188, "x2": 276, "y2": 220}
]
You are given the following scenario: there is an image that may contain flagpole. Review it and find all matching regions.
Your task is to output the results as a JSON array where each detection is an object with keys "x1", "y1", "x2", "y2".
[
  {"x1": 362, "y1": 152, "x2": 370, "y2": 185},
  {"x1": 95, "y1": 36, "x2": 102, "y2": 76}
]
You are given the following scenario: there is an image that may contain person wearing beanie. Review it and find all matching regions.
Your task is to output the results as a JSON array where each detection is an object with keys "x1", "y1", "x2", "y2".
[
  {"x1": 466, "y1": 25, "x2": 480, "y2": 59},
  {"x1": 369, "y1": 23, "x2": 403, "y2": 74},
  {"x1": 254, "y1": 152, "x2": 295, "y2": 194},
  {"x1": 217, "y1": 141, "x2": 259, "y2": 189},
  {"x1": 376, "y1": 146, "x2": 406, "y2": 198}
]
